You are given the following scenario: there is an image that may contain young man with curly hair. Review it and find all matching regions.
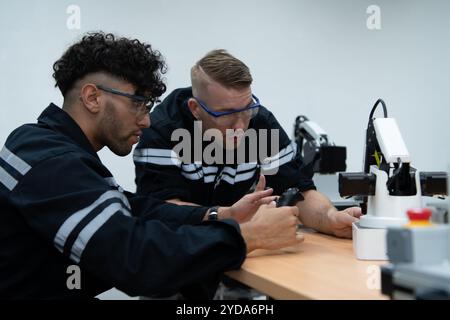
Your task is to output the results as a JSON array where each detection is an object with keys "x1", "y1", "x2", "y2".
[{"x1": 0, "y1": 33, "x2": 302, "y2": 299}]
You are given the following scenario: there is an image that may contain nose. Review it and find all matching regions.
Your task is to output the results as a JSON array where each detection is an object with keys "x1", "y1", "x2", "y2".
[
  {"x1": 233, "y1": 116, "x2": 247, "y2": 131},
  {"x1": 138, "y1": 113, "x2": 151, "y2": 128}
]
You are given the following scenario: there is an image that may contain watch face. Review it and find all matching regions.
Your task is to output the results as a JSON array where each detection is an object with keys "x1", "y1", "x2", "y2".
[{"x1": 208, "y1": 211, "x2": 218, "y2": 221}]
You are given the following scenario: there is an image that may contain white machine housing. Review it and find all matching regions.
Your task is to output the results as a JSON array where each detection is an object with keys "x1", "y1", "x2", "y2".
[
  {"x1": 353, "y1": 117, "x2": 423, "y2": 260},
  {"x1": 373, "y1": 118, "x2": 410, "y2": 164},
  {"x1": 298, "y1": 120, "x2": 328, "y2": 146},
  {"x1": 361, "y1": 166, "x2": 423, "y2": 229}
]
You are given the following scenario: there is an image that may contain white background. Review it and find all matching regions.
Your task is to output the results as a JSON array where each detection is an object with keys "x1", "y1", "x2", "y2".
[{"x1": 1, "y1": 0, "x2": 449, "y2": 193}]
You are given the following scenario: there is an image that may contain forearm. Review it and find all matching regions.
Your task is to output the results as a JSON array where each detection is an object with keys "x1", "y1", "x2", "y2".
[
  {"x1": 82, "y1": 214, "x2": 246, "y2": 297},
  {"x1": 166, "y1": 198, "x2": 200, "y2": 206},
  {"x1": 166, "y1": 198, "x2": 232, "y2": 221},
  {"x1": 296, "y1": 190, "x2": 337, "y2": 235}
]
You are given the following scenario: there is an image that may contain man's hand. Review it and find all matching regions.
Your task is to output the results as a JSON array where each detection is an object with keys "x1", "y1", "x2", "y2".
[
  {"x1": 224, "y1": 175, "x2": 277, "y2": 223},
  {"x1": 168, "y1": 175, "x2": 276, "y2": 223},
  {"x1": 327, "y1": 207, "x2": 362, "y2": 238},
  {"x1": 240, "y1": 202, "x2": 304, "y2": 253}
]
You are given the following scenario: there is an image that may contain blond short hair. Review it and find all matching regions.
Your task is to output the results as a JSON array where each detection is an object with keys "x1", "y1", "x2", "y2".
[{"x1": 191, "y1": 49, "x2": 253, "y2": 97}]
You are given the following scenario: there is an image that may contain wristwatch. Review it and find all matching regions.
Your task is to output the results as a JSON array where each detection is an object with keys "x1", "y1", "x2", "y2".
[{"x1": 207, "y1": 206, "x2": 220, "y2": 221}]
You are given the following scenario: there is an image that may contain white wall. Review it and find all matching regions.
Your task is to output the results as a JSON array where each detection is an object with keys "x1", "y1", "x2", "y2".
[{"x1": 1, "y1": 0, "x2": 449, "y2": 193}]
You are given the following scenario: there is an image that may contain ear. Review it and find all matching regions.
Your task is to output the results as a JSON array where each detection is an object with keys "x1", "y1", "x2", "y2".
[
  {"x1": 80, "y1": 83, "x2": 101, "y2": 114},
  {"x1": 187, "y1": 98, "x2": 201, "y2": 120}
]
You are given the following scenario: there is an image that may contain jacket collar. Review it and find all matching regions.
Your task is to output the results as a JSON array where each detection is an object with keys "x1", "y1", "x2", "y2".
[{"x1": 37, "y1": 103, "x2": 100, "y2": 160}]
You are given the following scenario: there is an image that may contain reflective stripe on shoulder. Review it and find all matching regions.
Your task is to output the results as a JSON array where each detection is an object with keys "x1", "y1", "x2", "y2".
[
  {"x1": 0, "y1": 146, "x2": 32, "y2": 191},
  {"x1": 0, "y1": 146, "x2": 31, "y2": 175},
  {"x1": 0, "y1": 166, "x2": 17, "y2": 191}
]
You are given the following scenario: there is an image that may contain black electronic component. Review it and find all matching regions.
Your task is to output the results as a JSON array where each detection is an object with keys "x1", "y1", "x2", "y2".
[
  {"x1": 338, "y1": 172, "x2": 376, "y2": 197},
  {"x1": 386, "y1": 162, "x2": 417, "y2": 196},
  {"x1": 276, "y1": 187, "x2": 304, "y2": 207},
  {"x1": 420, "y1": 171, "x2": 448, "y2": 197},
  {"x1": 310, "y1": 145, "x2": 347, "y2": 174},
  {"x1": 294, "y1": 115, "x2": 347, "y2": 174}
]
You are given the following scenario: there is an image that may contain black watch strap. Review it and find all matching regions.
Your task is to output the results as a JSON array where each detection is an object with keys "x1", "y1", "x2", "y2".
[{"x1": 208, "y1": 206, "x2": 220, "y2": 221}]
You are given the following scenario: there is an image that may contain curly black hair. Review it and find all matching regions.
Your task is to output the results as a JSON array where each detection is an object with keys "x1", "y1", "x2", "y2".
[{"x1": 53, "y1": 32, "x2": 167, "y2": 100}]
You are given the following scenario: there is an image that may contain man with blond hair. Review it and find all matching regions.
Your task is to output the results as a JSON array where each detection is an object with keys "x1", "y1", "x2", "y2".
[
  {"x1": 134, "y1": 50, "x2": 361, "y2": 299},
  {"x1": 135, "y1": 49, "x2": 361, "y2": 238},
  {"x1": 0, "y1": 36, "x2": 302, "y2": 300}
]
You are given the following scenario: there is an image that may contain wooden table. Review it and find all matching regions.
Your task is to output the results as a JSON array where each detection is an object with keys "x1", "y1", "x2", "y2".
[{"x1": 226, "y1": 228, "x2": 387, "y2": 300}]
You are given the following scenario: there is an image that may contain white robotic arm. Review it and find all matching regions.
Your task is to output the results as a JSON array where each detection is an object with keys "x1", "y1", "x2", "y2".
[
  {"x1": 294, "y1": 115, "x2": 346, "y2": 174},
  {"x1": 338, "y1": 99, "x2": 447, "y2": 260}
]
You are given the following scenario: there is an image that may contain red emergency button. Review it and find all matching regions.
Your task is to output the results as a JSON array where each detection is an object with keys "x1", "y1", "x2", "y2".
[{"x1": 407, "y1": 208, "x2": 432, "y2": 221}]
